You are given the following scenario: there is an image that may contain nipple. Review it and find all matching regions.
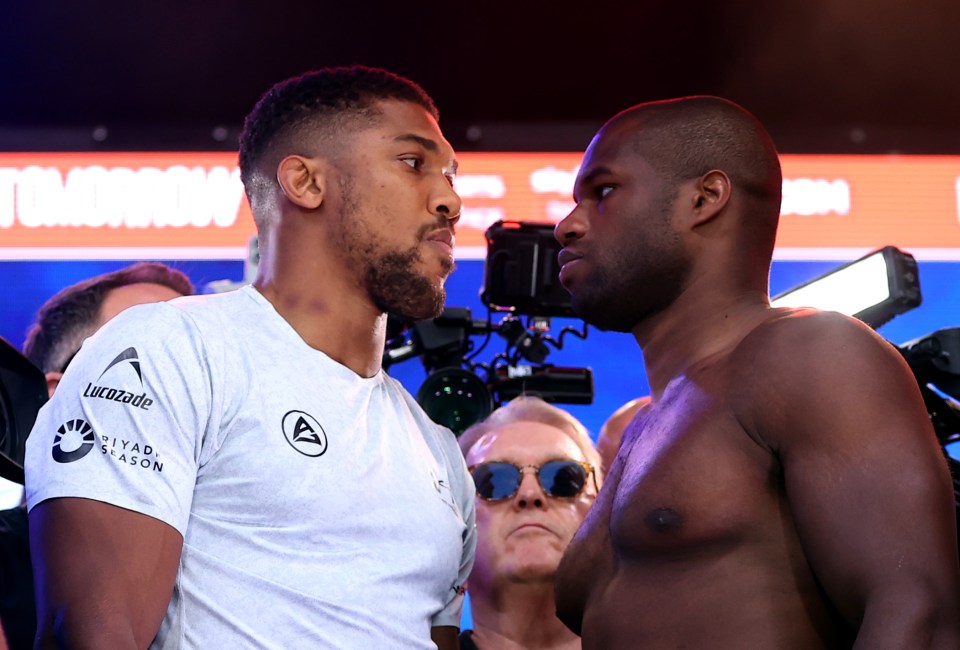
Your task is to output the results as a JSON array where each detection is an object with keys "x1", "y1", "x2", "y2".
[{"x1": 644, "y1": 507, "x2": 684, "y2": 532}]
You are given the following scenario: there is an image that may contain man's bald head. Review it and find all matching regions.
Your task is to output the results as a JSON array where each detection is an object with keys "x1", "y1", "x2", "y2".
[
  {"x1": 597, "y1": 396, "x2": 651, "y2": 475},
  {"x1": 604, "y1": 96, "x2": 782, "y2": 257}
]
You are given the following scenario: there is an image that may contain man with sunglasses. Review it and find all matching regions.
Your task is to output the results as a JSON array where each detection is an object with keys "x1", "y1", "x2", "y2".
[
  {"x1": 553, "y1": 96, "x2": 960, "y2": 647},
  {"x1": 457, "y1": 396, "x2": 601, "y2": 650}
]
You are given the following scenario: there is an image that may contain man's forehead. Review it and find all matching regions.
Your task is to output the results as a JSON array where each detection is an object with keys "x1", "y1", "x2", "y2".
[
  {"x1": 371, "y1": 100, "x2": 445, "y2": 138},
  {"x1": 576, "y1": 127, "x2": 652, "y2": 185},
  {"x1": 587, "y1": 119, "x2": 644, "y2": 161},
  {"x1": 468, "y1": 422, "x2": 583, "y2": 463},
  {"x1": 351, "y1": 100, "x2": 456, "y2": 161}
]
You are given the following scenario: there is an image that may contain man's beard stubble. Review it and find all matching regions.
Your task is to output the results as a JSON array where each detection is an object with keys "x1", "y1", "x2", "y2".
[
  {"x1": 571, "y1": 202, "x2": 690, "y2": 333},
  {"x1": 365, "y1": 247, "x2": 449, "y2": 322},
  {"x1": 337, "y1": 177, "x2": 452, "y2": 322}
]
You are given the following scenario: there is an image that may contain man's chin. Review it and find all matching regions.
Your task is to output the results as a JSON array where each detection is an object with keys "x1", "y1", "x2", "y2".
[
  {"x1": 429, "y1": 260, "x2": 455, "y2": 284},
  {"x1": 505, "y1": 561, "x2": 561, "y2": 585},
  {"x1": 571, "y1": 297, "x2": 609, "y2": 330},
  {"x1": 570, "y1": 289, "x2": 636, "y2": 332},
  {"x1": 367, "y1": 261, "x2": 447, "y2": 321},
  {"x1": 393, "y1": 288, "x2": 446, "y2": 322}
]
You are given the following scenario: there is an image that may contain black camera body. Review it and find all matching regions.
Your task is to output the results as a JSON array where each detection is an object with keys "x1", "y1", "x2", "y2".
[
  {"x1": 0, "y1": 338, "x2": 48, "y2": 483},
  {"x1": 385, "y1": 220, "x2": 594, "y2": 435},
  {"x1": 481, "y1": 220, "x2": 574, "y2": 318}
]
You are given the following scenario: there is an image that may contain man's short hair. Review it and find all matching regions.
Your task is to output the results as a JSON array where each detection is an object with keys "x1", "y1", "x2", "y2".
[
  {"x1": 22, "y1": 262, "x2": 194, "y2": 374},
  {"x1": 459, "y1": 396, "x2": 602, "y2": 483},
  {"x1": 238, "y1": 65, "x2": 439, "y2": 224}
]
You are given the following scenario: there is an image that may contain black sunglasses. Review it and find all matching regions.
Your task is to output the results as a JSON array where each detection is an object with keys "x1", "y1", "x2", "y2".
[{"x1": 469, "y1": 459, "x2": 597, "y2": 501}]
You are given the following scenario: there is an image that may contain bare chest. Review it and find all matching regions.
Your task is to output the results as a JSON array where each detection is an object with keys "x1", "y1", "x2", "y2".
[{"x1": 608, "y1": 393, "x2": 779, "y2": 557}]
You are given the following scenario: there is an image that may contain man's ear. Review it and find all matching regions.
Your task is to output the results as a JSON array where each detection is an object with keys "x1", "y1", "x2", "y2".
[
  {"x1": 276, "y1": 155, "x2": 325, "y2": 210},
  {"x1": 687, "y1": 169, "x2": 731, "y2": 227},
  {"x1": 44, "y1": 371, "x2": 62, "y2": 398}
]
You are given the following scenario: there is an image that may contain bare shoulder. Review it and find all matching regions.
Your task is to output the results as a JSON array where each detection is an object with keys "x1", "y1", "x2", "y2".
[
  {"x1": 733, "y1": 307, "x2": 914, "y2": 395},
  {"x1": 739, "y1": 307, "x2": 901, "y2": 365},
  {"x1": 725, "y1": 316, "x2": 960, "y2": 647},
  {"x1": 727, "y1": 308, "x2": 930, "y2": 452}
]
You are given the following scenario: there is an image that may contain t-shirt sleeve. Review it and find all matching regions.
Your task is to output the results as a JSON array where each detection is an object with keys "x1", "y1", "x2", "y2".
[
  {"x1": 431, "y1": 437, "x2": 477, "y2": 629},
  {"x1": 24, "y1": 302, "x2": 217, "y2": 536}
]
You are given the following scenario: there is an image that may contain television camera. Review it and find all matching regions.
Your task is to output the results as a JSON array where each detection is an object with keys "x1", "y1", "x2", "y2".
[{"x1": 383, "y1": 220, "x2": 594, "y2": 435}]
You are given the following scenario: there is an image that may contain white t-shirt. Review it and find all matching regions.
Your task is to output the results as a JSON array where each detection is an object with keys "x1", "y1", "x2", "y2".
[{"x1": 26, "y1": 286, "x2": 476, "y2": 649}]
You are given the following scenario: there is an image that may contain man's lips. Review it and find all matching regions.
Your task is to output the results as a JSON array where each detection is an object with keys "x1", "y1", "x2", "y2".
[
  {"x1": 557, "y1": 249, "x2": 582, "y2": 285},
  {"x1": 557, "y1": 248, "x2": 581, "y2": 269},
  {"x1": 426, "y1": 228, "x2": 455, "y2": 248},
  {"x1": 511, "y1": 522, "x2": 553, "y2": 536}
]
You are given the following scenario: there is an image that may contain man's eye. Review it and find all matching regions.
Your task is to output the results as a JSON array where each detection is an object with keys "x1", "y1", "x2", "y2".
[
  {"x1": 401, "y1": 156, "x2": 423, "y2": 170},
  {"x1": 597, "y1": 185, "x2": 615, "y2": 199}
]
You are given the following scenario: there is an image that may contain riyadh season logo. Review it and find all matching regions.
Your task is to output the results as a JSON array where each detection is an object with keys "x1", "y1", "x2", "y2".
[
  {"x1": 51, "y1": 419, "x2": 164, "y2": 472},
  {"x1": 282, "y1": 410, "x2": 328, "y2": 457},
  {"x1": 52, "y1": 419, "x2": 96, "y2": 463}
]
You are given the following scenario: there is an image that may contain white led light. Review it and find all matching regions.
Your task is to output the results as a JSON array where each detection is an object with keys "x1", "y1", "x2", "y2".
[{"x1": 771, "y1": 251, "x2": 890, "y2": 316}]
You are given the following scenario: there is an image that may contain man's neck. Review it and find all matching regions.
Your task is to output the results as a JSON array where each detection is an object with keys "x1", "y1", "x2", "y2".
[
  {"x1": 633, "y1": 281, "x2": 772, "y2": 399},
  {"x1": 252, "y1": 215, "x2": 394, "y2": 377},
  {"x1": 469, "y1": 582, "x2": 581, "y2": 650},
  {"x1": 252, "y1": 274, "x2": 387, "y2": 379}
]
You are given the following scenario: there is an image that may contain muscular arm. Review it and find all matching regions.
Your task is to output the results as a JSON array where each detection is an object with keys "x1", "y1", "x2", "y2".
[
  {"x1": 30, "y1": 497, "x2": 182, "y2": 649},
  {"x1": 747, "y1": 311, "x2": 960, "y2": 648}
]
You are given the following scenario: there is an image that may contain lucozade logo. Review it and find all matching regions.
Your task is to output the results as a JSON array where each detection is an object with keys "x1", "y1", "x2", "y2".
[{"x1": 83, "y1": 348, "x2": 155, "y2": 411}]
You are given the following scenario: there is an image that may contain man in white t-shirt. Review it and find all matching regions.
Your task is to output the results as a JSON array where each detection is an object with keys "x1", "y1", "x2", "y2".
[{"x1": 26, "y1": 66, "x2": 475, "y2": 649}]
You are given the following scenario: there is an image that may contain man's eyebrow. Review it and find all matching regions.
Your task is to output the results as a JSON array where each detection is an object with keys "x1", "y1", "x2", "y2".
[
  {"x1": 393, "y1": 134, "x2": 458, "y2": 174},
  {"x1": 572, "y1": 165, "x2": 613, "y2": 200},
  {"x1": 393, "y1": 133, "x2": 439, "y2": 151}
]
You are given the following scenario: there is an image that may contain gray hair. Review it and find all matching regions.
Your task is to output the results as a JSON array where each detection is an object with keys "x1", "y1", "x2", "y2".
[{"x1": 459, "y1": 395, "x2": 602, "y2": 484}]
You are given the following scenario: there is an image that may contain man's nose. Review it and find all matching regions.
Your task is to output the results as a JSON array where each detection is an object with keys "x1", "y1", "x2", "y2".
[
  {"x1": 431, "y1": 181, "x2": 462, "y2": 227},
  {"x1": 513, "y1": 468, "x2": 545, "y2": 510},
  {"x1": 554, "y1": 204, "x2": 584, "y2": 245}
]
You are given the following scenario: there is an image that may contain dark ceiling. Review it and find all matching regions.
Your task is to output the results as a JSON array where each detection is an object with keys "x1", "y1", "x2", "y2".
[{"x1": 2, "y1": 0, "x2": 959, "y2": 153}]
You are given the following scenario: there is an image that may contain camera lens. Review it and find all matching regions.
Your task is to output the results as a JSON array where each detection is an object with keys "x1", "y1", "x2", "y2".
[{"x1": 416, "y1": 367, "x2": 493, "y2": 435}]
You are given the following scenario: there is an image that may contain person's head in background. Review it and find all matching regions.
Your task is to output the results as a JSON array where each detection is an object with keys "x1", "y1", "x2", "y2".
[
  {"x1": 22, "y1": 262, "x2": 194, "y2": 397},
  {"x1": 596, "y1": 396, "x2": 651, "y2": 475},
  {"x1": 458, "y1": 396, "x2": 601, "y2": 649}
]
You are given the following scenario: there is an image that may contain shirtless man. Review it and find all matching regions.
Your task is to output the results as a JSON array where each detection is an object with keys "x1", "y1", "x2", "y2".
[{"x1": 552, "y1": 96, "x2": 960, "y2": 648}]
